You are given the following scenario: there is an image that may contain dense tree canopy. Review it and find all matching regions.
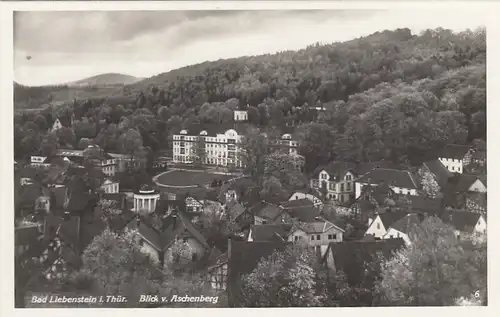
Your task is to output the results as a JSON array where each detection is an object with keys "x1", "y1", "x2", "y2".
[{"x1": 14, "y1": 27, "x2": 486, "y2": 169}]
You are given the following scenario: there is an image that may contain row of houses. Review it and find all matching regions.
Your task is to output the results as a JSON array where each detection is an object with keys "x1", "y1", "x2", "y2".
[{"x1": 309, "y1": 145, "x2": 486, "y2": 208}]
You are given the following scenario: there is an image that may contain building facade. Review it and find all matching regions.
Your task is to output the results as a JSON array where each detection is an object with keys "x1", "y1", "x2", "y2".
[
  {"x1": 133, "y1": 186, "x2": 160, "y2": 213},
  {"x1": 172, "y1": 127, "x2": 300, "y2": 168}
]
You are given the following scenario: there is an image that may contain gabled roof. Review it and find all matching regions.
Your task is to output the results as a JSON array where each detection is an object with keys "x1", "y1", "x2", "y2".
[
  {"x1": 250, "y1": 202, "x2": 282, "y2": 221},
  {"x1": 456, "y1": 174, "x2": 486, "y2": 192},
  {"x1": 377, "y1": 211, "x2": 409, "y2": 229},
  {"x1": 397, "y1": 195, "x2": 442, "y2": 215},
  {"x1": 206, "y1": 247, "x2": 227, "y2": 270},
  {"x1": 439, "y1": 144, "x2": 472, "y2": 160},
  {"x1": 311, "y1": 161, "x2": 358, "y2": 179},
  {"x1": 127, "y1": 209, "x2": 209, "y2": 252},
  {"x1": 422, "y1": 159, "x2": 453, "y2": 187},
  {"x1": 440, "y1": 210, "x2": 482, "y2": 233},
  {"x1": 294, "y1": 220, "x2": 345, "y2": 234},
  {"x1": 357, "y1": 168, "x2": 419, "y2": 189},
  {"x1": 285, "y1": 205, "x2": 321, "y2": 223},
  {"x1": 323, "y1": 239, "x2": 405, "y2": 286},
  {"x1": 280, "y1": 198, "x2": 314, "y2": 209},
  {"x1": 249, "y1": 224, "x2": 293, "y2": 242},
  {"x1": 389, "y1": 213, "x2": 424, "y2": 233},
  {"x1": 228, "y1": 240, "x2": 288, "y2": 305},
  {"x1": 228, "y1": 202, "x2": 247, "y2": 221}
]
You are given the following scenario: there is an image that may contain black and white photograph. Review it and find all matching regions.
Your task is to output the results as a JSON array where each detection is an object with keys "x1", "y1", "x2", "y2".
[{"x1": 4, "y1": 2, "x2": 493, "y2": 311}]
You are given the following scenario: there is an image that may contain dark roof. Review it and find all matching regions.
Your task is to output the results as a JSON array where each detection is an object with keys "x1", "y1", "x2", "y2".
[
  {"x1": 228, "y1": 240, "x2": 287, "y2": 306},
  {"x1": 250, "y1": 202, "x2": 282, "y2": 221},
  {"x1": 361, "y1": 183, "x2": 395, "y2": 206},
  {"x1": 206, "y1": 247, "x2": 227, "y2": 269},
  {"x1": 127, "y1": 209, "x2": 209, "y2": 251},
  {"x1": 357, "y1": 168, "x2": 419, "y2": 189},
  {"x1": 389, "y1": 213, "x2": 424, "y2": 233},
  {"x1": 50, "y1": 186, "x2": 67, "y2": 209},
  {"x1": 422, "y1": 159, "x2": 453, "y2": 187},
  {"x1": 54, "y1": 116, "x2": 72, "y2": 128},
  {"x1": 280, "y1": 198, "x2": 314, "y2": 209},
  {"x1": 324, "y1": 239, "x2": 405, "y2": 286},
  {"x1": 440, "y1": 210, "x2": 482, "y2": 233},
  {"x1": 397, "y1": 195, "x2": 442, "y2": 215},
  {"x1": 15, "y1": 225, "x2": 41, "y2": 246},
  {"x1": 294, "y1": 220, "x2": 344, "y2": 234},
  {"x1": 181, "y1": 122, "x2": 248, "y2": 137},
  {"x1": 377, "y1": 211, "x2": 409, "y2": 229},
  {"x1": 439, "y1": 144, "x2": 472, "y2": 160},
  {"x1": 456, "y1": 174, "x2": 485, "y2": 192},
  {"x1": 249, "y1": 224, "x2": 293, "y2": 242},
  {"x1": 228, "y1": 202, "x2": 247, "y2": 221},
  {"x1": 285, "y1": 206, "x2": 320, "y2": 223},
  {"x1": 311, "y1": 161, "x2": 358, "y2": 179}
]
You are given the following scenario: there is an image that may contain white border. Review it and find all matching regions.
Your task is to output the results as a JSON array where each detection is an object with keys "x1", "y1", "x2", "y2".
[{"x1": 1, "y1": 1, "x2": 499, "y2": 317}]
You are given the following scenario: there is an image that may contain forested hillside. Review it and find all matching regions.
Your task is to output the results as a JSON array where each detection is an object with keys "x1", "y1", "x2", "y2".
[{"x1": 14, "y1": 27, "x2": 486, "y2": 171}]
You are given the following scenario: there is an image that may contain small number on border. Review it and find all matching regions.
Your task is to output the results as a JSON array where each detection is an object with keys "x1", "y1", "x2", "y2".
[{"x1": 474, "y1": 290, "x2": 480, "y2": 298}]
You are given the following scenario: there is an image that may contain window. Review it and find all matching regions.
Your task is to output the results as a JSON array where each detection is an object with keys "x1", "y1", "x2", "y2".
[
  {"x1": 389, "y1": 235, "x2": 394, "y2": 238},
  {"x1": 328, "y1": 234, "x2": 333, "y2": 239},
  {"x1": 316, "y1": 234, "x2": 320, "y2": 240},
  {"x1": 311, "y1": 236, "x2": 314, "y2": 241},
  {"x1": 183, "y1": 237, "x2": 188, "y2": 243},
  {"x1": 332, "y1": 234, "x2": 337, "y2": 240},
  {"x1": 346, "y1": 182, "x2": 351, "y2": 191},
  {"x1": 340, "y1": 184, "x2": 345, "y2": 192},
  {"x1": 294, "y1": 236, "x2": 299, "y2": 241},
  {"x1": 346, "y1": 174, "x2": 352, "y2": 181},
  {"x1": 377, "y1": 223, "x2": 380, "y2": 229}
]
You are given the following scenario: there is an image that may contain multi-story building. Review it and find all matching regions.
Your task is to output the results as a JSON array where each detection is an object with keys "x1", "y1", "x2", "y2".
[
  {"x1": 437, "y1": 144, "x2": 474, "y2": 174},
  {"x1": 172, "y1": 123, "x2": 301, "y2": 168},
  {"x1": 172, "y1": 125, "x2": 245, "y2": 167},
  {"x1": 355, "y1": 168, "x2": 420, "y2": 199},
  {"x1": 55, "y1": 145, "x2": 118, "y2": 177}
]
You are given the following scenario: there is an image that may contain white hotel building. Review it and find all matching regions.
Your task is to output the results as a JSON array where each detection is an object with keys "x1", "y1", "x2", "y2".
[{"x1": 172, "y1": 111, "x2": 300, "y2": 168}]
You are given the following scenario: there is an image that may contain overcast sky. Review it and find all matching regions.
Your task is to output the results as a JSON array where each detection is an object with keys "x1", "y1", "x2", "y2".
[{"x1": 14, "y1": 10, "x2": 485, "y2": 86}]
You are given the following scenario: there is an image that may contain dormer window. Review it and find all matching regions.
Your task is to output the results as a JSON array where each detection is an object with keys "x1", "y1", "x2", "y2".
[
  {"x1": 180, "y1": 130, "x2": 188, "y2": 135},
  {"x1": 200, "y1": 130, "x2": 207, "y2": 136}
]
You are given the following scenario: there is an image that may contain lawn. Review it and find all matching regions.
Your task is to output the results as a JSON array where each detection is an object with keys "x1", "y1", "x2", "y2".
[{"x1": 155, "y1": 170, "x2": 234, "y2": 187}]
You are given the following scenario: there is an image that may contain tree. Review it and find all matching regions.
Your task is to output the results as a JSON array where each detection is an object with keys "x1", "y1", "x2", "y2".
[
  {"x1": 420, "y1": 170, "x2": 441, "y2": 198},
  {"x1": 296, "y1": 122, "x2": 337, "y2": 172},
  {"x1": 165, "y1": 239, "x2": 194, "y2": 273},
  {"x1": 240, "y1": 245, "x2": 322, "y2": 307},
  {"x1": 77, "y1": 137, "x2": 92, "y2": 149},
  {"x1": 259, "y1": 176, "x2": 285, "y2": 201},
  {"x1": 117, "y1": 128, "x2": 143, "y2": 155},
  {"x1": 34, "y1": 114, "x2": 48, "y2": 131},
  {"x1": 78, "y1": 228, "x2": 163, "y2": 307},
  {"x1": 264, "y1": 152, "x2": 307, "y2": 192},
  {"x1": 376, "y1": 216, "x2": 487, "y2": 306},
  {"x1": 240, "y1": 128, "x2": 269, "y2": 183},
  {"x1": 56, "y1": 126, "x2": 76, "y2": 147},
  {"x1": 192, "y1": 136, "x2": 207, "y2": 167},
  {"x1": 39, "y1": 132, "x2": 59, "y2": 157}
]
